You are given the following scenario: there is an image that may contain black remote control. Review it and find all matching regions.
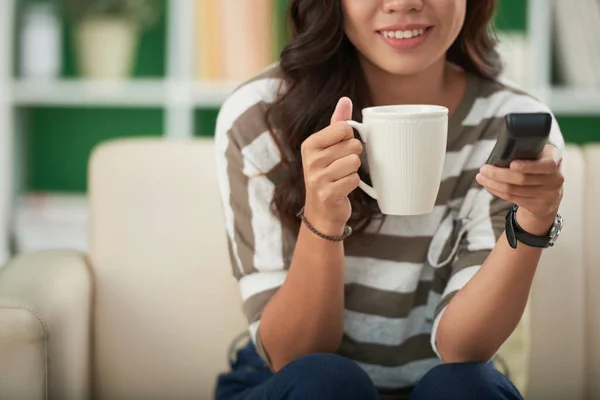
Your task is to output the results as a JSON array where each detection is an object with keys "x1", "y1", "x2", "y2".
[{"x1": 485, "y1": 112, "x2": 552, "y2": 168}]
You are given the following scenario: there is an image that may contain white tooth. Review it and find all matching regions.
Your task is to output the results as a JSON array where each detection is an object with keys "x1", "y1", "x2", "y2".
[
  {"x1": 412, "y1": 29, "x2": 419, "y2": 36},
  {"x1": 382, "y1": 31, "x2": 388, "y2": 37},
  {"x1": 419, "y1": 28, "x2": 425, "y2": 35},
  {"x1": 395, "y1": 31, "x2": 403, "y2": 39},
  {"x1": 403, "y1": 30, "x2": 413, "y2": 39}
]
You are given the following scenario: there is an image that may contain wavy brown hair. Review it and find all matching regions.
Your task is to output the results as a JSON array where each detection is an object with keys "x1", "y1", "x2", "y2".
[{"x1": 268, "y1": 0, "x2": 502, "y2": 232}]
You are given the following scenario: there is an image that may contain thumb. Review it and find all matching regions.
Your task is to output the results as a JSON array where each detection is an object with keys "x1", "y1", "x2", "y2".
[{"x1": 330, "y1": 97, "x2": 353, "y2": 125}]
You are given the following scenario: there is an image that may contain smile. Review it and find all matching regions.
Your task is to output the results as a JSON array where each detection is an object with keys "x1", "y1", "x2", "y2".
[
  {"x1": 376, "y1": 26, "x2": 432, "y2": 50},
  {"x1": 379, "y1": 28, "x2": 426, "y2": 39}
]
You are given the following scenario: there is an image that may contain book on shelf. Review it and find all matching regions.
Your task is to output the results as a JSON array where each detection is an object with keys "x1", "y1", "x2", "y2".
[
  {"x1": 584, "y1": 0, "x2": 600, "y2": 85},
  {"x1": 195, "y1": 0, "x2": 222, "y2": 81},
  {"x1": 496, "y1": 31, "x2": 531, "y2": 89},
  {"x1": 194, "y1": 0, "x2": 289, "y2": 82},
  {"x1": 554, "y1": 0, "x2": 600, "y2": 87},
  {"x1": 220, "y1": 0, "x2": 274, "y2": 81}
]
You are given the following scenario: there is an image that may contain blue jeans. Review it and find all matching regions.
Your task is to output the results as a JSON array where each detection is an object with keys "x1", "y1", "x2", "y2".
[{"x1": 215, "y1": 342, "x2": 523, "y2": 400}]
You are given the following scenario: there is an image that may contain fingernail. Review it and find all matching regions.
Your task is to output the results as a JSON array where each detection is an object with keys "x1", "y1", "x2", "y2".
[
  {"x1": 475, "y1": 173, "x2": 482, "y2": 182},
  {"x1": 480, "y1": 165, "x2": 488, "y2": 174}
]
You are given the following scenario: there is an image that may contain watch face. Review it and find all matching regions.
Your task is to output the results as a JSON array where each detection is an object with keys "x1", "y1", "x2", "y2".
[{"x1": 549, "y1": 213, "x2": 563, "y2": 242}]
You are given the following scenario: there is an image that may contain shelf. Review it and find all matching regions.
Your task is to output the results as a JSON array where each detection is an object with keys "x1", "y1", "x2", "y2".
[
  {"x1": 11, "y1": 79, "x2": 238, "y2": 108},
  {"x1": 12, "y1": 79, "x2": 168, "y2": 107},
  {"x1": 192, "y1": 81, "x2": 239, "y2": 107},
  {"x1": 10, "y1": 79, "x2": 600, "y2": 115},
  {"x1": 549, "y1": 87, "x2": 600, "y2": 115}
]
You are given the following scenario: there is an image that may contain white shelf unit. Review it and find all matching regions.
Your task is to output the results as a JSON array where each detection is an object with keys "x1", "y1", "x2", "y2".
[
  {"x1": 5, "y1": 0, "x2": 239, "y2": 136},
  {"x1": 12, "y1": 79, "x2": 170, "y2": 107},
  {"x1": 0, "y1": 0, "x2": 599, "y2": 264},
  {"x1": 0, "y1": 0, "x2": 242, "y2": 264},
  {"x1": 11, "y1": 79, "x2": 238, "y2": 108},
  {"x1": 528, "y1": 0, "x2": 600, "y2": 115},
  {"x1": 548, "y1": 88, "x2": 600, "y2": 115},
  {"x1": 0, "y1": 0, "x2": 15, "y2": 264}
]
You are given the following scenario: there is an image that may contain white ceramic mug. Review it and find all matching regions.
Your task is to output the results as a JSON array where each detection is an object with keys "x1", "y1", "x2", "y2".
[{"x1": 347, "y1": 105, "x2": 448, "y2": 215}]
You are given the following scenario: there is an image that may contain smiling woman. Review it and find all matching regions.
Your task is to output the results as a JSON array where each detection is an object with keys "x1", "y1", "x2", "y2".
[
  {"x1": 214, "y1": 1, "x2": 565, "y2": 399},
  {"x1": 269, "y1": 0, "x2": 501, "y2": 233}
]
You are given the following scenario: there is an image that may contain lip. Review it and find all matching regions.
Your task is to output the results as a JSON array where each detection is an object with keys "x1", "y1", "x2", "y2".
[
  {"x1": 376, "y1": 26, "x2": 432, "y2": 51},
  {"x1": 377, "y1": 23, "x2": 431, "y2": 31}
]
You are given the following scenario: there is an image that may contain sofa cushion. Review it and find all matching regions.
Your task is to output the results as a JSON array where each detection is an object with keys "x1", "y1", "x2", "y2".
[
  {"x1": 584, "y1": 145, "x2": 600, "y2": 398},
  {"x1": 89, "y1": 139, "x2": 247, "y2": 400}
]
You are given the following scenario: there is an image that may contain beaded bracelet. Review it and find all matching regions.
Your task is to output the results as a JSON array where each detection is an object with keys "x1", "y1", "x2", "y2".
[{"x1": 296, "y1": 206, "x2": 353, "y2": 242}]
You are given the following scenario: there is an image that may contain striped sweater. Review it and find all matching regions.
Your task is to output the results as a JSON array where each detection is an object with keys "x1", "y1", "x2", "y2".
[{"x1": 215, "y1": 65, "x2": 565, "y2": 396}]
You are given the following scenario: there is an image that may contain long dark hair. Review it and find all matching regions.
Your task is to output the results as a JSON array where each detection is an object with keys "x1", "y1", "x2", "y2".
[{"x1": 268, "y1": 0, "x2": 501, "y2": 232}]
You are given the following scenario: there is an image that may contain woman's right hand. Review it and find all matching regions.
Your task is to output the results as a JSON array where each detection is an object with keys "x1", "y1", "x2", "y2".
[{"x1": 301, "y1": 97, "x2": 363, "y2": 236}]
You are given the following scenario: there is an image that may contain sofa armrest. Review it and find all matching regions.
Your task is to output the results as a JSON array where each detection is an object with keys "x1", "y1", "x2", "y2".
[
  {"x1": 584, "y1": 145, "x2": 600, "y2": 399},
  {"x1": 527, "y1": 145, "x2": 587, "y2": 399},
  {"x1": 0, "y1": 251, "x2": 93, "y2": 400}
]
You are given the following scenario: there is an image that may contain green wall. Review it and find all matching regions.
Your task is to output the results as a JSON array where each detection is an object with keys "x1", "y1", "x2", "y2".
[
  {"x1": 495, "y1": 0, "x2": 528, "y2": 31},
  {"x1": 554, "y1": 116, "x2": 600, "y2": 145},
  {"x1": 26, "y1": 108, "x2": 164, "y2": 191},
  {"x1": 19, "y1": 0, "x2": 600, "y2": 193}
]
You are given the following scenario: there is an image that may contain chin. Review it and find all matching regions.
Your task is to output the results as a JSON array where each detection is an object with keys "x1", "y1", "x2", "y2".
[
  {"x1": 376, "y1": 59, "x2": 433, "y2": 77},
  {"x1": 358, "y1": 46, "x2": 444, "y2": 79}
]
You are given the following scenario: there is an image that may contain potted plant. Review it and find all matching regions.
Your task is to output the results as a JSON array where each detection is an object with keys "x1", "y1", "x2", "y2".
[{"x1": 64, "y1": 0, "x2": 160, "y2": 79}]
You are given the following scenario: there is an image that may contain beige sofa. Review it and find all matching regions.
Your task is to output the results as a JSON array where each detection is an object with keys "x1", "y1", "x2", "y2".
[{"x1": 0, "y1": 138, "x2": 598, "y2": 400}]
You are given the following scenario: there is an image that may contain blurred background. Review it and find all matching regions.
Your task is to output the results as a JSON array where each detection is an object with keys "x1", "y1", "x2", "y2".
[{"x1": 0, "y1": 0, "x2": 599, "y2": 264}]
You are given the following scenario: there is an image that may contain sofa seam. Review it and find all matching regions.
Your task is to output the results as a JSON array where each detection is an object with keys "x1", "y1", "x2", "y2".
[{"x1": 0, "y1": 305, "x2": 49, "y2": 400}]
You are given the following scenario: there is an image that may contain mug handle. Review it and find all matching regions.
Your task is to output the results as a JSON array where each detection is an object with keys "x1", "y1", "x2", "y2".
[{"x1": 346, "y1": 120, "x2": 378, "y2": 200}]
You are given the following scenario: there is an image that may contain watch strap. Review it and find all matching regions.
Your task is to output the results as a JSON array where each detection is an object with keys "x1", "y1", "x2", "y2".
[
  {"x1": 505, "y1": 209, "x2": 518, "y2": 249},
  {"x1": 506, "y1": 204, "x2": 552, "y2": 249}
]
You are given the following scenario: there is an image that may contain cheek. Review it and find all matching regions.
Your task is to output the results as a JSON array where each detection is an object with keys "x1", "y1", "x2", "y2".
[
  {"x1": 436, "y1": 0, "x2": 466, "y2": 45},
  {"x1": 341, "y1": 0, "x2": 375, "y2": 42}
]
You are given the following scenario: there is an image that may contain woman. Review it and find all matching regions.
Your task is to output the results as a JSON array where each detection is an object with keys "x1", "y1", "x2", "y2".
[{"x1": 215, "y1": 1, "x2": 565, "y2": 399}]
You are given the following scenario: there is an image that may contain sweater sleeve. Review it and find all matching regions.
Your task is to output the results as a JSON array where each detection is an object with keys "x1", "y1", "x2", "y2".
[
  {"x1": 429, "y1": 104, "x2": 565, "y2": 360},
  {"x1": 214, "y1": 74, "x2": 291, "y2": 365}
]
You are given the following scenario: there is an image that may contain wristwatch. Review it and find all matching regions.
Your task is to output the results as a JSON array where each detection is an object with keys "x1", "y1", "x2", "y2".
[{"x1": 505, "y1": 204, "x2": 563, "y2": 249}]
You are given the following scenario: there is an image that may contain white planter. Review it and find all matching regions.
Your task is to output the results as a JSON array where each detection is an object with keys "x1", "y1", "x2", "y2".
[
  {"x1": 20, "y1": 2, "x2": 62, "y2": 79},
  {"x1": 75, "y1": 17, "x2": 139, "y2": 79}
]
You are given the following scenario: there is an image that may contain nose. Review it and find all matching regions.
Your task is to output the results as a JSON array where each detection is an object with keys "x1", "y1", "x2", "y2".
[{"x1": 382, "y1": 0, "x2": 424, "y2": 14}]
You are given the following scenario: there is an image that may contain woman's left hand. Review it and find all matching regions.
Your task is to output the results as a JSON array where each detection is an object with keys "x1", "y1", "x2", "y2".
[{"x1": 476, "y1": 144, "x2": 564, "y2": 233}]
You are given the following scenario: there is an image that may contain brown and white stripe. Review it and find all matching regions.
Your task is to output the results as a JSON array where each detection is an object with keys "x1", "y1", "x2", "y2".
[{"x1": 215, "y1": 65, "x2": 565, "y2": 393}]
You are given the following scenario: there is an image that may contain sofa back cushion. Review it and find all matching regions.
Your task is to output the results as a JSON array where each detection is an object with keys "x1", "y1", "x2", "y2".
[
  {"x1": 584, "y1": 145, "x2": 600, "y2": 399},
  {"x1": 89, "y1": 139, "x2": 246, "y2": 400}
]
